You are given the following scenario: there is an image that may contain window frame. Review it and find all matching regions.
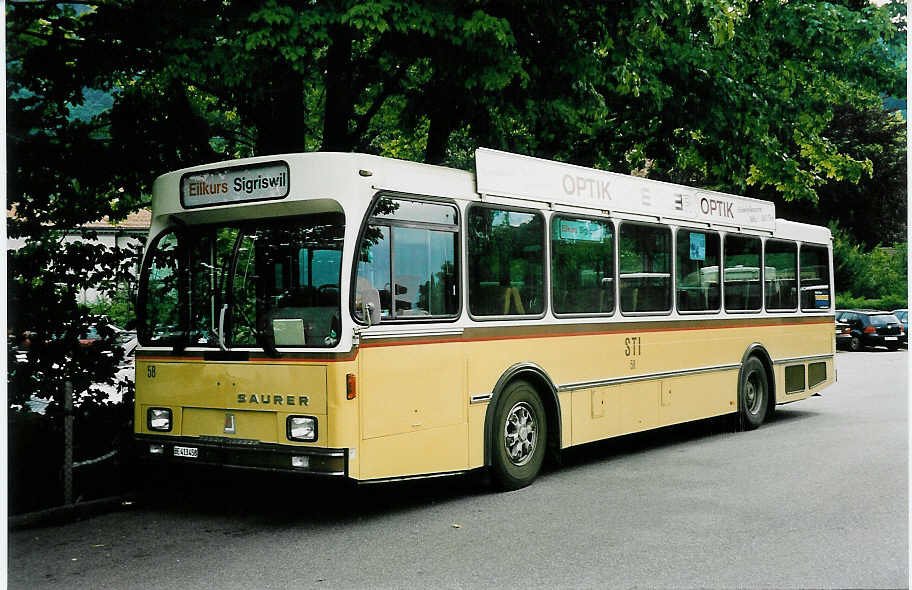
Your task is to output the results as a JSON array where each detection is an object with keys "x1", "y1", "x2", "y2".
[
  {"x1": 674, "y1": 226, "x2": 722, "y2": 316},
  {"x1": 799, "y1": 242, "x2": 832, "y2": 313},
  {"x1": 617, "y1": 220, "x2": 673, "y2": 317},
  {"x1": 350, "y1": 192, "x2": 462, "y2": 325},
  {"x1": 137, "y1": 227, "x2": 188, "y2": 349},
  {"x1": 227, "y1": 214, "x2": 346, "y2": 351},
  {"x1": 763, "y1": 238, "x2": 799, "y2": 313},
  {"x1": 549, "y1": 213, "x2": 616, "y2": 318},
  {"x1": 722, "y1": 232, "x2": 763, "y2": 314},
  {"x1": 465, "y1": 202, "x2": 548, "y2": 321}
]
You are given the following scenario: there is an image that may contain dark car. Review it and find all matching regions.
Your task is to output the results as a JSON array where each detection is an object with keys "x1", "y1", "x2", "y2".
[
  {"x1": 78, "y1": 324, "x2": 103, "y2": 347},
  {"x1": 891, "y1": 309, "x2": 908, "y2": 347},
  {"x1": 79, "y1": 320, "x2": 131, "y2": 348},
  {"x1": 838, "y1": 310, "x2": 904, "y2": 351},
  {"x1": 834, "y1": 310, "x2": 853, "y2": 349}
]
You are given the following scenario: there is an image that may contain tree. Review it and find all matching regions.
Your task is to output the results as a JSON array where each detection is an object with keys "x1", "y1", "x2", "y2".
[
  {"x1": 772, "y1": 104, "x2": 907, "y2": 246},
  {"x1": 832, "y1": 225, "x2": 907, "y2": 307},
  {"x1": 7, "y1": 0, "x2": 906, "y2": 408}
]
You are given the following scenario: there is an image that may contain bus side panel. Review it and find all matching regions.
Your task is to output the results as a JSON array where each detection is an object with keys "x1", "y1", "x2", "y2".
[
  {"x1": 773, "y1": 356, "x2": 835, "y2": 404},
  {"x1": 763, "y1": 322, "x2": 835, "y2": 363},
  {"x1": 658, "y1": 371, "x2": 737, "y2": 424},
  {"x1": 466, "y1": 319, "x2": 834, "y2": 456},
  {"x1": 327, "y1": 361, "x2": 362, "y2": 479},
  {"x1": 357, "y1": 342, "x2": 468, "y2": 479},
  {"x1": 468, "y1": 400, "x2": 486, "y2": 469},
  {"x1": 359, "y1": 424, "x2": 468, "y2": 480}
]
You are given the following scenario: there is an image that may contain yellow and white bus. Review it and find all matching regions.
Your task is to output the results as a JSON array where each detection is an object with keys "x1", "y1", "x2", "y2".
[{"x1": 135, "y1": 148, "x2": 835, "y2": 489}]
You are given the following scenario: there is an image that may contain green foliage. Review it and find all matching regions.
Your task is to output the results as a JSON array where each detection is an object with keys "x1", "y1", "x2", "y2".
[
  {"x1": 9, "y1": 1, "x2": 905, "y2": 194},
  {"x1": 836, "y1": 293, "x2": 908, "y2": 312},
  {"x1": 6, "y1": 0, "x2": 907, "y2": 412},
  {"x1": 89, "y1": 285, "x2": 136, "y2": 331},
  {"x1": 5, "y1": 0, "x2": 907, "y2": 510},
  {"x1": 832, "y1": 224, "x2": 907, "y2": 306},
  {"x1": 768, "y1": 103, "x2": 907, "y2": 245}
]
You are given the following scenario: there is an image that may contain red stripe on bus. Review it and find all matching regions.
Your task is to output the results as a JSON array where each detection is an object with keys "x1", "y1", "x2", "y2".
[
  {"x1": 136, "y1": 317, "x2": 831, "y2": 361},
  {"x1": 360, "y1": 318, "x2": 833, "y2": 348}
]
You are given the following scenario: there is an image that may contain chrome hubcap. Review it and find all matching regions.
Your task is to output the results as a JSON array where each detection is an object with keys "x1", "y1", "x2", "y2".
[
  {"x1": 504, "y1": 402, "x2": 537, "y2": 466},
  {"x1": 745, "y1": 371, "x2": 763, "y2": 414}
]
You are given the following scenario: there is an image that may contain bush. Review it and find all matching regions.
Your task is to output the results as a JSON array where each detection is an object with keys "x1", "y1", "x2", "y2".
[
  {"x1": 832, "y1": 223, "x2": 907, "y2": 307},
  {"x1": 836, "y1": 292, "x2": 908, "y2": 312},
  {"x1": 7, "y1": 385, "x2": 136, "y2": 515}
]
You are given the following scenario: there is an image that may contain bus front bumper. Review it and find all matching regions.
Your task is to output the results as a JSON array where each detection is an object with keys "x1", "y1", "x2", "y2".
[{"x1": 135, "y1": 435, "x2": 348, "y2": 476}]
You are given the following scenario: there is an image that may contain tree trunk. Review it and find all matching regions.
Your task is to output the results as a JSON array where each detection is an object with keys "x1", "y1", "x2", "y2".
[
  {"x1": 322, "y1": 25, "x2": 355, "y2": 152},
  {"x1": 425, "y1": 100, "x2": 455, "y2": 165},
  {"x1": 254, "y1": 72, "x2": 308, "y2": 155}
]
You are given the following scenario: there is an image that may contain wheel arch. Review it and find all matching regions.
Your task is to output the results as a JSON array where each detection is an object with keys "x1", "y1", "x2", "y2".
[
  {"x1": 483, "y1": 363, "x2": 561, "y2": 467},
  {"x1": 739, "y1": 343, "x2": 776, "y2": 415}
]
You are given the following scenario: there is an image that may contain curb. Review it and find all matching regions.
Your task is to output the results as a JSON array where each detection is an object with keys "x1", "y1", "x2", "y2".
[{"x1": 8, "y1": 496, "x2": 126, "y2": 530}]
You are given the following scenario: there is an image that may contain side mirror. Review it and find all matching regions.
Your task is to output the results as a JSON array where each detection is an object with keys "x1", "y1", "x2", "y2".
[{"x1": 361, "y1": 288, "x2": 381, "y2": 327}]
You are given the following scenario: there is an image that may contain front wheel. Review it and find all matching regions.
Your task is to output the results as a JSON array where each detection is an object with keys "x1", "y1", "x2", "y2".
[
  {"x1": 738, "y1": 357, "x2": 769, "y2": 431},
  {"x1": 491, "y1": 380, "x2": 547, "y2": 491}
]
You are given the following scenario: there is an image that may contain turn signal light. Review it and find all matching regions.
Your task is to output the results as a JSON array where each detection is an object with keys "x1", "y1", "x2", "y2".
[
  {"x1": 346, "y1": 373, "x2": 357, "y2": 400},
  {"x1": 864, "y1": 326, "x2": 876, "y2": 334}
]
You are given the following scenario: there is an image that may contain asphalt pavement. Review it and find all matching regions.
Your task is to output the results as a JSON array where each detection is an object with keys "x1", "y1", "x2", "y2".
[{"x1": 7, "y1": 348, "x2": 909, "y2": 589}]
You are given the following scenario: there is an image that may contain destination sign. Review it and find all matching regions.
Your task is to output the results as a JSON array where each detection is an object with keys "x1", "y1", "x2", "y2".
[
  {"x1": 180, "y1": 161, "x2": 290, "y2": 208},
  {"x1": 475, "y1": 148, "x2": 776, "y2": 232}
]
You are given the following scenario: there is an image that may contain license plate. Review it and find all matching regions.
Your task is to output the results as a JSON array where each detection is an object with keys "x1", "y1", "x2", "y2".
[
  {"x1": 173, "y1": 446, "x2": 199, "y2": 458},
  {"x1": 885, "y1": 336, "x2": 898, "y2": 341}
]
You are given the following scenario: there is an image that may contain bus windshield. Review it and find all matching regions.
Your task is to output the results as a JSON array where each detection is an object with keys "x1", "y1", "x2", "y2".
[{"x1": 139, "y1": 213, "x2": 344, "y2": 351}]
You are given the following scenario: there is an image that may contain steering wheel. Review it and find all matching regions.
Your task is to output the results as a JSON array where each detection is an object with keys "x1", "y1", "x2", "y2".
[{"x1": 317, "y1": 284, "x2": 339, "y2": 301}]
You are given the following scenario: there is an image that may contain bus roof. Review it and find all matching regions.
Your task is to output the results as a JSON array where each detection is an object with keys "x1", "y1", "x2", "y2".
[
  {"x1": 150, "y1": 150, "x2": 829, "y2": 244},
  {"x1": 475, "y1": 148, "x2": 776, "y2": 232}
]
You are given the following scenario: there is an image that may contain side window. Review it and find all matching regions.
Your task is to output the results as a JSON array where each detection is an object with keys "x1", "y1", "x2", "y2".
[
  {"x1": 619, "y1": 223, "x2": 671, "y2": 313},
  {"x1": 724, "y1": 235, "x2": 762, "y2": 312},
  {"x1": 468, "y1": 206, "x2": 545, "y2": 317},
  {"x1": 765, "y1": 240, "x2": 798, "y2": 311},
  {"x1": 676, "y1": 229, "x2": 720, "y2": 313},
  {"x1": 800, "y1": 244, "x2": 831, "y2": 311},
  {"x1": 355, "y1": 197, "x2": 458, "y2": 321},
  {"x1": 551, "y1": 216, "x2": 614, "y2": 315}
]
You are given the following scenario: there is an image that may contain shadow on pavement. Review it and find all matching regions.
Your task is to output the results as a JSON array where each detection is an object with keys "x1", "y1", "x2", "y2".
[{"x1": 129, "y1": 407, "x2": 823, "y2": 526}]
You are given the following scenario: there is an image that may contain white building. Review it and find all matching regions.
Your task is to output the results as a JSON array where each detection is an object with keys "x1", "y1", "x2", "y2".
[{"x1": 7, "y1": 209, "x2": 151, "y2": 304}]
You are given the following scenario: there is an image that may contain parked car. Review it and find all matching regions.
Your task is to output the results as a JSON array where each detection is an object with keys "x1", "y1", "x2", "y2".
[
  {"x1": 838, "y1": 310, "x2": 904, "y2": 351},
  {"x1": 891, "y1": 309, "x2": 908, "y2": 347},
  {"x1": 834, "y1": 310, "x2": 853, "y2": 349},
  {"x1": 78, "y1": 324, "x2": 103, "y2": 347},
  {"x1": 79, "y1": 321, "x2": 132, "y2": 348}
]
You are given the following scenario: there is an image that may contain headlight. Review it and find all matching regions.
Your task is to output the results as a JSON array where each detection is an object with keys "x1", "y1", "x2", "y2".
[
  {"x1": 287, "y1": 415, "x2": 317, "y2": 442},
  {"x1": 147, "y1": 407, "x2": 172, "y2": 432}
]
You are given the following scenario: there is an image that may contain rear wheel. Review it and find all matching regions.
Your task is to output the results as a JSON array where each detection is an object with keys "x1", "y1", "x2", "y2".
[
  {"x1": 887, "y1": 342, "x2": 899, "y2": 351},
  {"x1": 849, "y1": 335, "x2": 864, "y2": 352},
  {"x1": 491, "y1": 380, "x2": 547, "y2": 491},
  {"x1": 738, "y1": 357, "x2": 769, "y2": 431}
]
